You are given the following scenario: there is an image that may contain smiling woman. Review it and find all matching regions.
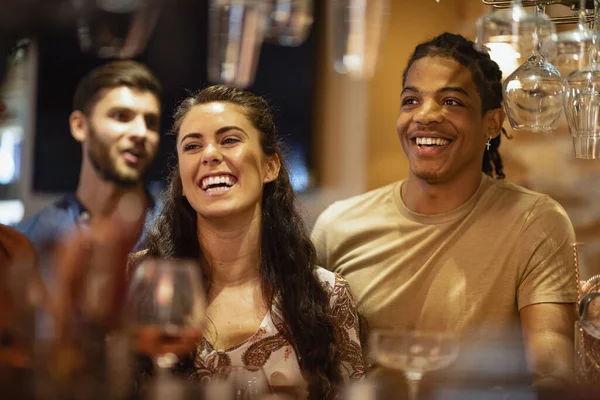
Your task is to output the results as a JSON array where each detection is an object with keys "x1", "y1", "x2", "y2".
[
  {"x1": 176, "y1": 100, "x2": 279, "y2": 220},
  {"x1": 131, "y1": 85, "x2": 365, "y2": 399}
]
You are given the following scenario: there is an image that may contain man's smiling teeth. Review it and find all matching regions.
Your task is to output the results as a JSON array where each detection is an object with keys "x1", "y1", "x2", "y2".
[
  {"x1": 201, "y1": 175, "x2": 236, "y2": 190},
  {"x1": 416, "y1": 137, "x2": 450, "y2": 146}
]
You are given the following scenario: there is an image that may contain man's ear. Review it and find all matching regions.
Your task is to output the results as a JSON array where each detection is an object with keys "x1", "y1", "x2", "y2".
[
  {"x1": 484, "y1": 107, "x2": 505, "y2": 139},
  {"x1": 70, "y1": 110, "x2": 88, "y2": 143},
  {"x1": 263, "y1": 153, "x2": 281, "y2": 184}
]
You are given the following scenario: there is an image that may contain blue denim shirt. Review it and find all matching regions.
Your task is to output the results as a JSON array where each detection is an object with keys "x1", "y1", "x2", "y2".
[
  {"x1": 16, "y1": 186, "x2": 163, "y2": 255},
  {"x1": 15, "y1": 185, "x2": 163, "y2": 340}
]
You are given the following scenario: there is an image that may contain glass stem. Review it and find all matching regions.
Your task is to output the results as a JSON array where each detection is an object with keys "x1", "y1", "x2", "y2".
[
  {"x1": 154, "y1": 353, "x2": 178, "y2": 379},
  {"x1": 153, "y1": 355, "x2": 183, "y2": 400},
  {"x1": 579, "y1": 0, "x2": 587, "y2": 31},
  {"x1": 405, "y1": 371, "x2": 423, "y2": 400}
]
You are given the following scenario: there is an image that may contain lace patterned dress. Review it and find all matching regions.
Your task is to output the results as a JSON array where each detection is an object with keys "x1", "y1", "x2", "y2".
[{"x1": 191, "y1": 267, "x2": 365, "y2": 387}]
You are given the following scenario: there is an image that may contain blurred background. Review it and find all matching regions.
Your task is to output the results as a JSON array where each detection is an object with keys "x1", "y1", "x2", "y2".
[{"x1": 1, "y1": 0, "x2": 599, "y2": 281}]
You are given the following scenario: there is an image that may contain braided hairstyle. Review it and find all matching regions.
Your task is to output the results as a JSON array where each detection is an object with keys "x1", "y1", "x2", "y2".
[{"x1": 402, "y1": 32, "x2": 510, "y2": 179}]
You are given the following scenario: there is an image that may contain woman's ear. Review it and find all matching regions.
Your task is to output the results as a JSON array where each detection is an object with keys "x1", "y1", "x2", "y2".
[
  {"x1": 484, "y1": 108, "x2": 505, "y2": 139},
  {"x1": 263, "y1": 154, "x2": 281, "y2": 184},
  {"x1": 70, "y1": 110, "x2": 88, "y2": 143}
]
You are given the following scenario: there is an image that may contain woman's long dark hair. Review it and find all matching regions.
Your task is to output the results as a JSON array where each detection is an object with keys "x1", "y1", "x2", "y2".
[
  {"x1": 144, "y1": 85, "x2": 342, "y2": 398},
  {"x1": 403, "y1": 32, "x2": 511, "y2": 179}
]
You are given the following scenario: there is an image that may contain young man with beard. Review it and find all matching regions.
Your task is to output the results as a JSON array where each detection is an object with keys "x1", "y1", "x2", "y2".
[
  {"x1": 17, "y1": 60, "x2": 162, "y2": 255},
  {"x1": 312, "y1": 33, "x2": 577, "y2": 390}
]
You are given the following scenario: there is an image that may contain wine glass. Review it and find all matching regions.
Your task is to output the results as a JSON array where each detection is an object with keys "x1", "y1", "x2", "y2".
[
  {"x1": 208, "y1": 365, "x2": 272, "y2": 400},
  {"x1": 541, "y1": 0, "x2": 600, "y2": 77},
  {"x1": 580, "y1": 292, "x2": 600, "y2": 339},
  {"x1": 576, "y1": 274, "x2": 600, "y2": 384},
  {"x1": 263, "y1": 0, "x2": 314, "y2": 47},
  {"x1": 579, "y1": 270, "x2": 600, "y2": 340},
  {"x1": 73, "y1": 0, "x2": 162, "y2": 58},
  {"x1": 476, "y1": 0, "x2": 556, "y2": 78},
  {"x1": 125, "y1": 258, "x2": 206, "y2": 378},
  {"x1": 502, "y1": 2, "x2": 563, "y2": 133},
  {"x1": 207, "y1": 0, "x2": 266, "y2": 88},
  {"x1": 563, "y1": 0, "x2": 600, "y2": 159},
  {"x1": 330, "y1": 0, "x2": 390, "y2": 80},
  {"x1": 370, "y1": 329, "x2": 459, "y2": 400}
]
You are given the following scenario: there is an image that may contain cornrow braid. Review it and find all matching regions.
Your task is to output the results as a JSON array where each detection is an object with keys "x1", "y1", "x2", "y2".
[{"x1": 402, "y1": 32, "x2": 511, "y2": 179}]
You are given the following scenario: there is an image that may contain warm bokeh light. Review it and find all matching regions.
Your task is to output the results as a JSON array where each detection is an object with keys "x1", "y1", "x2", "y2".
[{"x1": 486, "y1": 42, "x2": 521, "y2": 79}]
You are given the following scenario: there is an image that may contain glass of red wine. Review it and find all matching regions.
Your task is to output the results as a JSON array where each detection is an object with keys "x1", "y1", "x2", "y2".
[{"x1": 125, "y1": 258, "x2": 206, "y2": 379}]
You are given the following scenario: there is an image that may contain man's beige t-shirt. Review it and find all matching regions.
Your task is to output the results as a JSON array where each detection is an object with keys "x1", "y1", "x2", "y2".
[{"x1": 312, "y1": 174, "x2": 577, "y2": 343}]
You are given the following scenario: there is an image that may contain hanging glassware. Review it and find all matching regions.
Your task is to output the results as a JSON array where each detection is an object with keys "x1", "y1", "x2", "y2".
[
  {"x1": 563, "y1": 0, "x2": 600, "y2": 159},
  {"x1": 207, "y1": 0, "x2": 265, "y2": 88},
  {"x1": 541, "y1": 0, "x2": 600, "y2": 77},
  {"x1": 502, "y1": 2, "x2": 563, "y2": 133},
  {"x1": 331, "y1": 0, "x2": 390, "y2": 80},
  {"x1": 476, "y1": 0, "x2": 556, "y2": 78},
  {"x1": 263, "y1": 0, "x2": 314, "y2": 47},
  {"x1": 73, "y1": 0, "x2": 161, "y2": 59}
]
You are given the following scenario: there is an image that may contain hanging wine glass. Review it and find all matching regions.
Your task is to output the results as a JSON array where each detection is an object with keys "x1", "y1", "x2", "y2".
[
  {"x1": 207, "y1": 0, "x2": 265, "y2": 88},
  {"x1": 541, "y1": 0, "x2": 600, "y2": 77},
  {"x1": 563, "y1": 0, "x2": 600, "y2": 159},
  {"x1": 263, "y1": 0, "x2": 314, "y2": 47},
  {"x1": 330, "y1": 0, "x2": 390, "y2": 80},
  {"x1": 73, "y1": 0, "x2": 162, "y2": 59},
  {"x1": 476, "y1": 0, "x2": 556, "y2": 78},
  {"x1": 502, "y1": 1, "x2": 563, "y2": 133}
]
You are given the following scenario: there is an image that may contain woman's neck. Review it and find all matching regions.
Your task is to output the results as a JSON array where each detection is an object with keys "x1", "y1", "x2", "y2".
[{"x1": 197, "y1": 207, "x2": 262, "y2": 288}]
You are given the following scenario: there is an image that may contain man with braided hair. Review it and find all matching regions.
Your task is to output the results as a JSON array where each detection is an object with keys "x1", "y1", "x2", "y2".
[{"x1": 312, "y1": 33, "x2": 576, "y2": 389}]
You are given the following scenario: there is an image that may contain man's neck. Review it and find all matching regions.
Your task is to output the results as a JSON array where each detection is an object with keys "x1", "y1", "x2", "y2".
[
  {"x1": 402, "y1": 170, "x2": 483, "y2": 215},
  {"x1": 198, "y1": 207, "x2": 262, "y2": 290},
  {"x1": 75, "y1": 158, "x2": 147, "y2": 218}
]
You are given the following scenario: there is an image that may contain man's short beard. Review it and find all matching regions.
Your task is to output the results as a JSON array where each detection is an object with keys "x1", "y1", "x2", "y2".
[
  {"x1": 89, "y1": 150, "x2": 139, "y2": 187},
  {"x1": 87, "y1": 127, "x2": 144, "y2": 187},
  {"x1": 414, "y1": 169, "x2": 441, "y2": 183}
]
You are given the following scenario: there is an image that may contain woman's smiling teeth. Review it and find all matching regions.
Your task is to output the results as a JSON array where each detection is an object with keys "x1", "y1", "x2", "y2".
[
  {"x1": 201, "y1": 174, "x2": 237, "y2": 192},
  {"x1": 415, "y1": 137, "x2": 451, "y2": 147}
]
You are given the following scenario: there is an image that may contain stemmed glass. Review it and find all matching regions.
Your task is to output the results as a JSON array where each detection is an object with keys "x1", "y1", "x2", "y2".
[
  {"x1": 580, "y1": 291, "x2": 600, "y2": 339},
  {"x1": 73, "y1": 0, "x2": 162, "y2": 58},
  {"x1": 476, "y1": 0, "x2": 556, "y2": 78},
  {"x1": 207, "y1": 365, "x2": 272, "y2": 400},
  {"x1": 577, "y1": 275, "x2": 600, "y2": 384},
  {"x1": 542, "y1": 0, "x2": 600, "y2": 77},
  {"x1": 502, "y1": 1, "x2": 563, "y2": 133},
  {"x1": 370, "y1": 329, "x2": 459, "y2": 400},
  {"x1": 207, "y1": 0, "x2": 266, "y2": 88},
  {"x1": 562, "y1": 0, "x2": 600, "y2": 159},
  {"x1": 263, "y1": 0, "x2": 314, "y2": 46},
  {"x1": 125, "y1": 258, "x2": 206, "y2": 380},
  {"x1": 330, "y1": 0, "x2": 390, "y2": 80}
]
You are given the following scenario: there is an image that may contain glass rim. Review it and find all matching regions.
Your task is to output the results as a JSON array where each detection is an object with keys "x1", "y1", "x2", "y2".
[{"x1": 369, "y1": 328, "x2": 458, "y2": 338}]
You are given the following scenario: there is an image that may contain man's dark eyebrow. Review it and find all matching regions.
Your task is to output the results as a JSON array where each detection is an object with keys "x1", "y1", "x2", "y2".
[
  {"x1": 438, "y1": 86, "x2": 470, "y2": 98},
  {"x1": 401, "y1": 86, "x2": 418, "y2": 95},
  {"x1": 400, "y1": 86, "x2": 471, "y2": 98},
  {"x1": 108, "y1": 106, "x2": 159, "y2": 116}
]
